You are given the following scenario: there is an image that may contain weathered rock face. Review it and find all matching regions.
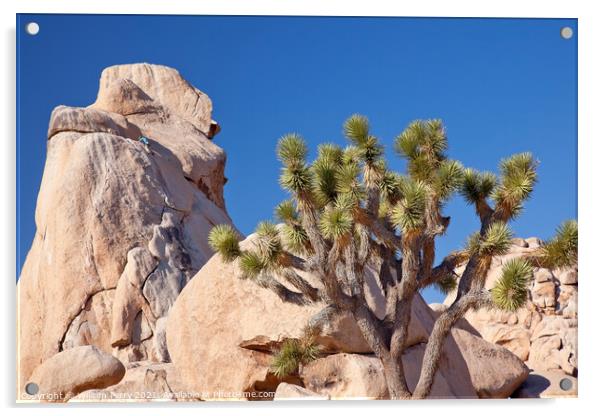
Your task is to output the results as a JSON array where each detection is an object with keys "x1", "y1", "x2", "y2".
[
  {"x1": 24, "y1": 346, "x2": 125, "y2": 402},
  {"x1": 274, "y1": 383, "x2": 329, "y2": 400},
  {"x1": 451, "y1": 328, "x2": 529, "y2": 398},
  {"x1": 69, "y1": 361, "x2": 196, "y2": 402},
  {"x1": 443, "y1": 238, "x2": 578, "y2": 391},
  {"x1": 18, "y1": 63, "x2": 233, "y2": 395},
  {"x1": 300, "y1": 350, "x2": 455, "y2": 400},
  {"x1": 166, "y1": 233, "x2": 531, "y2": 399}
]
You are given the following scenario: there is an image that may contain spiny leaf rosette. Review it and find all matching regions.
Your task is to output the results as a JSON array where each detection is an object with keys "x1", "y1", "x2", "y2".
[{"x1": 208, "y1": 114, "x2": 577, "y2": 399}]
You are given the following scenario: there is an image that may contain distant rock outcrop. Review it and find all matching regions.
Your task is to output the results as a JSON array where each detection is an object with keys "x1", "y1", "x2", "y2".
[
  {"x1": 18, "y1": 63, "x2": 233, "y2": 397},
  {"x1": 440, "y1": 237, "x2": 578, "y2": 397}
]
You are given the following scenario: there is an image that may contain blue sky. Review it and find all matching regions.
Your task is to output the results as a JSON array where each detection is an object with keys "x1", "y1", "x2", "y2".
[{"x1": 17, "y1": 15, "x2": 577, "y2": 304}]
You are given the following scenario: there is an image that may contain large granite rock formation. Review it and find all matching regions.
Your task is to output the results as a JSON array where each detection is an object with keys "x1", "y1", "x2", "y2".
[
  {"x1": 18, "y1": 63, "x2": 233, "y2": 397},
  {"x1": 440, "y1": 237, "x2": 578, "y2": 397}
]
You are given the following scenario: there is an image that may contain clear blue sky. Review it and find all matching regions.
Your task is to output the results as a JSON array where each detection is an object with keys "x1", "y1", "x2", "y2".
[{"x1": 17, "y1": 15, "x2": 577, "y2": 303}]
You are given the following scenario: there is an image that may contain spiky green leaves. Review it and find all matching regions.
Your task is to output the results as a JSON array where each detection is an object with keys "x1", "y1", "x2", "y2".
[
  {"x1": 311, "y1": 148, "x2": 340, "y2": 207},
  {"x1": 379, "y1": 171, "x2": 404, "y2": 205},
  {"x1": 208, "y1": 224, "x2": 240, "y2": 262},
  {"x1": 493, "y1": 152, "x2": 537, "y2": 219},
  {"x1": 394, "y1": 119, "x2": 448, "y2": 182},
  {"x1": 279, "y1": 164, "x2": 312, "y2": 194},
  {"x1": 239, "y1": 251, "x2": 266, "y2": 280},
  {"x1": 344, "y1": 114, "x2": 370, "y2": 144},
  {"x1": 334, "y1": 161, "x2": 364, "y2": 201},
  {"x1": 275, "y1": 200, "x2": 298, "y2": 224},
  {"x1": 435, "y1": 273, "x2": 458, "y2": 294},
  {"x1": 271, "y1": 327, "x2": 321, "y2": 378},
  {"x1": 540, "y1": 220, "x2": 578, "y2": 269},
  {"x1": 255, "y1": 221, "x2": 282, "y2": 264},
  {"x1": 460, "y1": 169, "x2": 497, "y2": 204},
  {"x1": 390, "y1": 179, "x2": 427, "y2": 232},
  {"x1": 280, "y1": 224, "x2": 310, "y2": 255},
  {"x1": 278, "y1": 134, "x2": 313, "y2": 196},
  {"x1": 343, "y1": 115, "x2": 383, "y2": 164},
  {"x1": 432, "y1": 160, "x2": 464, "y2": 201},
  {"x1": 467, "y1": 222, "x2": 512, "y2": 257},
  {"x1": 277, "y1": 133, "x2": 307, "y2": 166},
  {"x1": 319, "y1": 208, "x2": 353, "y2": 240},
  {"x1": 491, "y1": 258, "x2": 533, "y2": 311},
  {"x1": 481, "y1": 222, "x2": 513, "y2": 256}
]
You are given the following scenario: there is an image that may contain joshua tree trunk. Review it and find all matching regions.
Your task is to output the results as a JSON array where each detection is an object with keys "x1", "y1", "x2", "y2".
[{"x1": 381, "y1": 355, "x2": 412, "y2": 399}]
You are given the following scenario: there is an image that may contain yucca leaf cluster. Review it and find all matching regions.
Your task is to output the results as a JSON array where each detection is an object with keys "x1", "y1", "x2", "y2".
[
  {"x1": 539, "y1": 220, "x2": 578, "y2": 269},
  {"x1": 491, "y1": 258, "x2": 533, "y2": 311},
  {"x1": 271, "y1": 326, "x2": 322, "y2": 378},
  {"x1": 466, "y1": 222, "x2": 513, "y2": 257},
  {"x1": 460, "y1": 153, "x2": 538, "y2": 221}
]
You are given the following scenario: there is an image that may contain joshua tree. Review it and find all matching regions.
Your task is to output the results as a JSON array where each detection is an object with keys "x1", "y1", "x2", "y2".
[{"x1": 208, "y1": 115, "x2": 577, "y2": 399}]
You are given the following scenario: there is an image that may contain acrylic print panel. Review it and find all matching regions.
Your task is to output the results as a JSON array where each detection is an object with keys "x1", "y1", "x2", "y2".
[{"x1": 16, "y1": 14, "x2": 577, "y2": 402}]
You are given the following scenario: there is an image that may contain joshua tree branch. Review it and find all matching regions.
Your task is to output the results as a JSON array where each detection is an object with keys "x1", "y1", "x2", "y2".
[
  {"x1": 361, "y1": 211, "x2": 402, "y2": 249},
  {"x1": 412, "y1": 289, "x2": 491, "y2": 399},
  {"x1": 417, "y1": 251, "x2": 466, "y2": 289},
  {"x1": 279, "y1": 268, "x2": 321, "y2": 302},
  {"x1": 386, "y1": 233, "x2": 422, "y2": 398},
  {"x1": 257, "y1": 275, "x2": 313, "y2": 306}
]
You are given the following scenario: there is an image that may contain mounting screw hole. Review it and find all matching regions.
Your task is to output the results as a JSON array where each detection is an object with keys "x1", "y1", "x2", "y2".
[
  {"x1": 560, "y1": 27, "x2": 573, "y2": 40},
  {"x1": 559, "y1": 378, "x2": 573, "y2": 391},
  {"x1": 25, "y1": 22, "x2": 40, "y2": 36},
  {"x1": 25, "y1": 382, "x2": 39, "y2": 395}
]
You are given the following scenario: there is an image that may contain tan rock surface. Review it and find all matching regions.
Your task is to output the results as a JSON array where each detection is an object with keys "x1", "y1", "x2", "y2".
[
  {"x1": 300, "y1": 350, "x2": 457, "y2": 400},
  {"x1": 48, "y1": 105, "x2": 141, "y2": 140},
  {"x1": 96, "y1": 63, "x2": 213, "y2": 134},
  {"x1": 443, "y1": 238, "x2": 578, "y2": 386},
  {"x1": 23, "y1": 346, "x2": 125, "y2": 402},
  {"x1": 451, "y1": 328, "x2": 529, "y2": 398},
  {"x1": 69, "y1": 361, "x2": 197, "y2": 402},
  {"x1": 274, "y1": 383, "x2": 329, "y2": 400},
  {"x1": 18, "y1": 63, "x2": 233, "y2": 396}
]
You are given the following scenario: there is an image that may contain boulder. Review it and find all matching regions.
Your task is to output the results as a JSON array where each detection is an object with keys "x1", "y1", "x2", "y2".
[
  {"x1": 274, "y1": 383, "x2": 328, "y2": 400},
  {"x1": 96, "y1": 63, "x2": 213, "y2": 134},
  {"x1": 533, "y1": 268, "x2": 553, "y2": 283},
  {"x1": 479, "y1": 324, "x2": 531, "y2": 361},
  {"x1": 557, "y1": 285, "x2": 578, "y2": 318},
  {"x1": 47, "y1": 105, "x2": 141, "y2": 140},
  {"x1": 531, "y1": 281, "x2": 556, "y2": 310},
  {"x1": 451, "y1": 328, "x2": 529, "y2": 398},
  {"x1": 556, "y1": 267, "x2": 578, "y2": 285},
  {"x1": 300, "y1": 349, "x2": 456, "y2": 400},
  {"x1": 23, "y1": 346, "x2": 125, "y2": 402},
  {"x1": 18, "y1": 63, "x2": 233, "y2": 395},
  {"x1": 528, "y1": 317, "x2": 577, "y2": 375},
  {"x1": 92, "y1": 77, "x2": 160, "y2": 117},
  {"x1": 69, "y1": 361, "x2": 196, "y2": 402}
]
